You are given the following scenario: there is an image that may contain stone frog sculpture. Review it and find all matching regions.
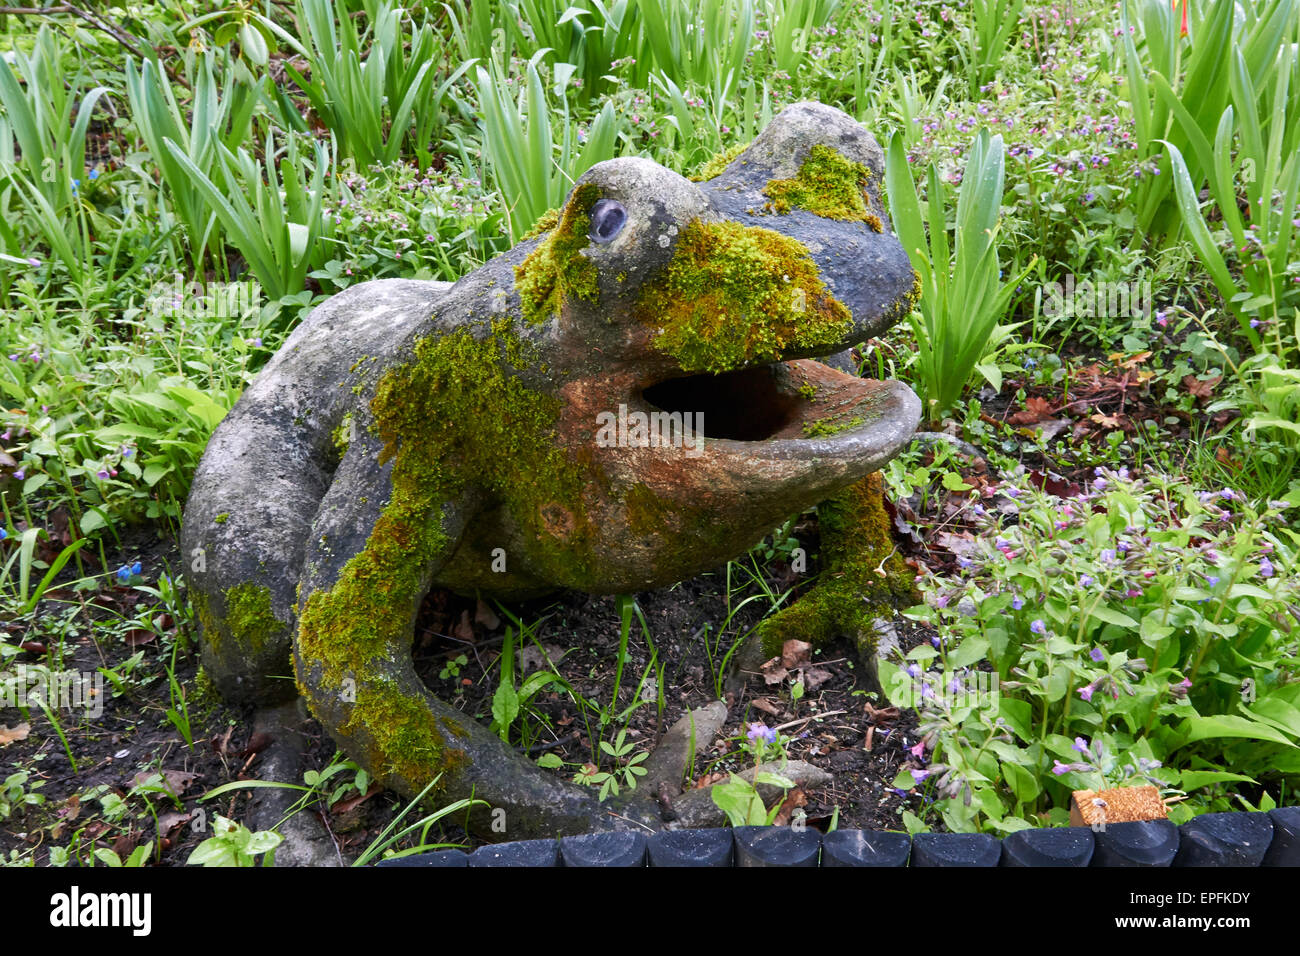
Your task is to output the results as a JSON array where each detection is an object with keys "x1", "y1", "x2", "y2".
[{"x1": 182, "y1": 102, "x2": 922, "y2": 835}]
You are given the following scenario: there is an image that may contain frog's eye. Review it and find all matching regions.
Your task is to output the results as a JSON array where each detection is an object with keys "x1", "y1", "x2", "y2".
[{"x1": 588, "y1": 199, "x2": 627, "y2": 244}]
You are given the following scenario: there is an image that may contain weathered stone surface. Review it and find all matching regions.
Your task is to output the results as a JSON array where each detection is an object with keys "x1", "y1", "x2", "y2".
[
  {"x1": 638, "y1": 701, "x2": 727, "y2": 795},
  {"x1": 911, "y1": 832, "x2": 1001, "y2": 867},
  {"x1": 1090, "y1": 819, "x2": 1180, "y2": 867},
  {"x1": 1174, "y1": 811, "x2": 1273, "y2": 867},
  {"x1": 647, "y1": 828, "x2": 734, "y2": 867},
  {"x1": 375, "y1": 849, "x2": 468, "y2": 867},
  {"x1": 1000, "y1": 826, "x2": 1094, "y2": 867},
  {"x1": 468, "y1": 838, "x2": 560, "y2": 867},
  {"x1": 701, "y1": 102, "x2": 912, "y2": 342},
  {"x1": 734, "y1": 825, "x2": 821, "y2": 867},
  {"x1": 183, "y1": 102, "x2": 921, "y2": 837},
  {"x1": 821, "y1": 829, "x2": 911, "y2": 867},
  {"x1": 1263, "y1": 806, "x2": 1300, "y2": 866},
  {"x1": 560, "y1": 831, "x2": 647, "y2": 867},
  {"x1": 244, "y1": 701, "x2": 342, "y2": 867}
]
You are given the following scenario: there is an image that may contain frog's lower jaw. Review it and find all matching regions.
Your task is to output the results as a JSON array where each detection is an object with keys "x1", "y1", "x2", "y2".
[{"x1": 433, "y1": 355, "x2": 921, "y2": 598}]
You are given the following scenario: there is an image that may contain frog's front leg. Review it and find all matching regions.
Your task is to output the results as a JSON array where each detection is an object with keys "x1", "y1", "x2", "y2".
[
  {"x1": 292, "y1": 439, "x2": 630, "y2": 837},
  {"x1": 753, "y1": 474, "x2": 916, "y2": 685}
]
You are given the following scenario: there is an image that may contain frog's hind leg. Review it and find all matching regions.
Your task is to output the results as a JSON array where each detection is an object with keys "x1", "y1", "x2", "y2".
[
  {"x1": 181, "y1": 279, "x2": 451, "y2": 703},
  {"x1": 291, "y1": 440, "x2": 647, "y2": 837}
]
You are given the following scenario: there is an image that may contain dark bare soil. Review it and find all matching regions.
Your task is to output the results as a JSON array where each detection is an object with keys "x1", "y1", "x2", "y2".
[{"x1": 1, "y1": 510, "x2": 937, "y2": 866}]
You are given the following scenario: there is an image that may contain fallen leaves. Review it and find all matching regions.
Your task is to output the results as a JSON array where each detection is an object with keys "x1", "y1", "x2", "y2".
[
  {"x1": 1184, "y1": 373, "x2": 1222, "y2": 401},
  {"x1": 1008, "y1": 395, "x2": 1056, "y2": 425},
  {"x1": 770, "y1": 787, "x2": 807, "y2": 826},
  {"x1": 474, "y1": 599, "x2": 500, "y2": 631},
  {"x1": 520, "y1": 642, "x2": 570, "y2": 673},
  {"x1": 131, "y1": 768, "x2": 197, "y2": 797},
  {"x1": 0, "y1": 722, "x2": 30, "y2": 746}
]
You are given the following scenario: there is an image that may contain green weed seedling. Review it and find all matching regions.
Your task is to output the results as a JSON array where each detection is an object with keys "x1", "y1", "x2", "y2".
[
  {"x1": 186, "y1": 815, "x2": 282, "y2": 867},
  {"x1": 572, "y1": 728, "x2": 648, "y2": 800}
]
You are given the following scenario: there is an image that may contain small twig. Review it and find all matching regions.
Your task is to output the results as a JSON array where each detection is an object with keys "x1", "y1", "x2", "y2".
[
  {"x1": 601, "y1": 809, "x2": 656, "y2": 833},
  {"x1": 772, "y1": 709, "x2": 847, "y2": 734},
  {"x1": 521, "y1": 731, "x2": 579, "y2": 756}
]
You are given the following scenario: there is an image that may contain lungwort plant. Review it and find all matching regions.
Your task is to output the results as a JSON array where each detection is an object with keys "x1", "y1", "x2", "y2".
[
  {"x1": 885, "y1": 128, "x2": 1032, "y2": 422},
  {"x1": 886, "y1": 469, "x2": 1300, "y2": 833}
]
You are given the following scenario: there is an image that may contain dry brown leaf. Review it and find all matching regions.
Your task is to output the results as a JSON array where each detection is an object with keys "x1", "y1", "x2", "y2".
[
  {"x1": 520, "y1": 642, "x2": 569, "y2": 672},
  {"x1": 1090, "y1": 411, "x2": 1122, "y2": 429},
  {"x1": 156, "y1": 810, "x2": 193, "y2": 839},
  {"x1": 474, "y1": 599, "x2": 501, "y2": 631},
  {"x1": 211, "y1": 725, "x2": 235, "y2": 756},
  {"x1": 1184, "y1": 373, "x2": 1222, "y2": 400},
  {"x1": 1008, "y1": 395, "x2": 1055, "y2": 425},
  {"x1": 935, "y1": 531, "x2": 979, "y2": 557},
  {"x1": 801, "y1": 666, "x2": 833, "y2": 692},
  {"x1": 750, "y1": 697, "x2": 782, "y2": 716},
  {"x1": 759, "y1": 657, "x2": 789, "y2": 685},
  {"x1": 124, "y1": 627, "x2": 156, "y2": 647},
  {"x1": 781, "y1": 639, "x2": 811, "y2": 669},
  {"x1": 241, "y1": 731, "x2": 273, "y2": 758},
  {"x1": 864, "y1": 702, "x2": 899, "y2": 724},
  {"x1": 0, "y1": 722, "x2": 30, "y2": 746},
  {"x1": 132, "y1": 768, "x2": 198, "y2": 796},
  {"x1": 332, "y1": 782, "x2": 382, "y2": 815},
  {"x1": 771, "y1": 788, "x2": 808, "y2": 826}
]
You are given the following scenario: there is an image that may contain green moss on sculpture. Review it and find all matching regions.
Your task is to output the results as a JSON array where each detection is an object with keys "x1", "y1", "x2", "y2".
[
  {"x1": 224, "y1": 583, "x2": 284, "y2": 656},
  {"x1": 296, "y1": 319, "x2": 601, "y2": 790},
  {"x1": 689, "y1": 141, "x2": 750, "y2": 182},
  {"x1": 637, "y1": 219, "x2": 853, "y2": 374},
  {"x1": 515, "y1": 183, "x2": 602, "y2": 325},
  {"x1": 803, "y1": 415, "x2": 864, "y2": 438},
  {"x1": 888, "y1": 268, "x2": 925, "y2": 328},
  {"x1": 192, "y1": 582, "x2": 284, "y2": 664},
  {"x1": 763, "y1": 144, "x2": 883, "y2": 231},
  {"x1": 756, "y1": 473, "x2": 914, "y2": 660},
  {"x1": 521, "y1": 207, "x2": 561, "y2": 240},
  {"x1": 332, "y1": 413, "x2": 353, "y2": 457}
]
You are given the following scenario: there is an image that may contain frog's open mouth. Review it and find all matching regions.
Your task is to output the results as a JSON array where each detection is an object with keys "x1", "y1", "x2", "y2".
[{"x1": 639, "y1": 355, "x2": 915, "y2": 450}]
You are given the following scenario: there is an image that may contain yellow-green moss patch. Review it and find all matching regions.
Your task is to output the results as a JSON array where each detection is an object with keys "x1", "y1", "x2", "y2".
[
  {"x1": 331, "y1": 412, "x2": 354, "y2": 457},
  {"x1": 514, "y1": 183, "x2": 601, "y2": 326},
  {"x1": 756, "y1": 473, "x2": 914, "y2": 658},
  {"x1": 636, "y1": 219, "x2": 853, "y2": 374},
  {"x1": 763, "y1": 144, "x2": 882, "y2": 230},
  {"x1": 224, "y1": 583, "x2": 285, "y2": 657},
  {"x1": 689, "y1": 141, "x2": 750, "y2": 182},
  {"x1": 521, "y1": 207, "x2": 560, "y2": 240},
  {"x1": 296, "y1": 320, "x2": 601, "y2": 788},
  {"x1": 803, "y1": 415, "x2": 864, "y2": 438}
]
